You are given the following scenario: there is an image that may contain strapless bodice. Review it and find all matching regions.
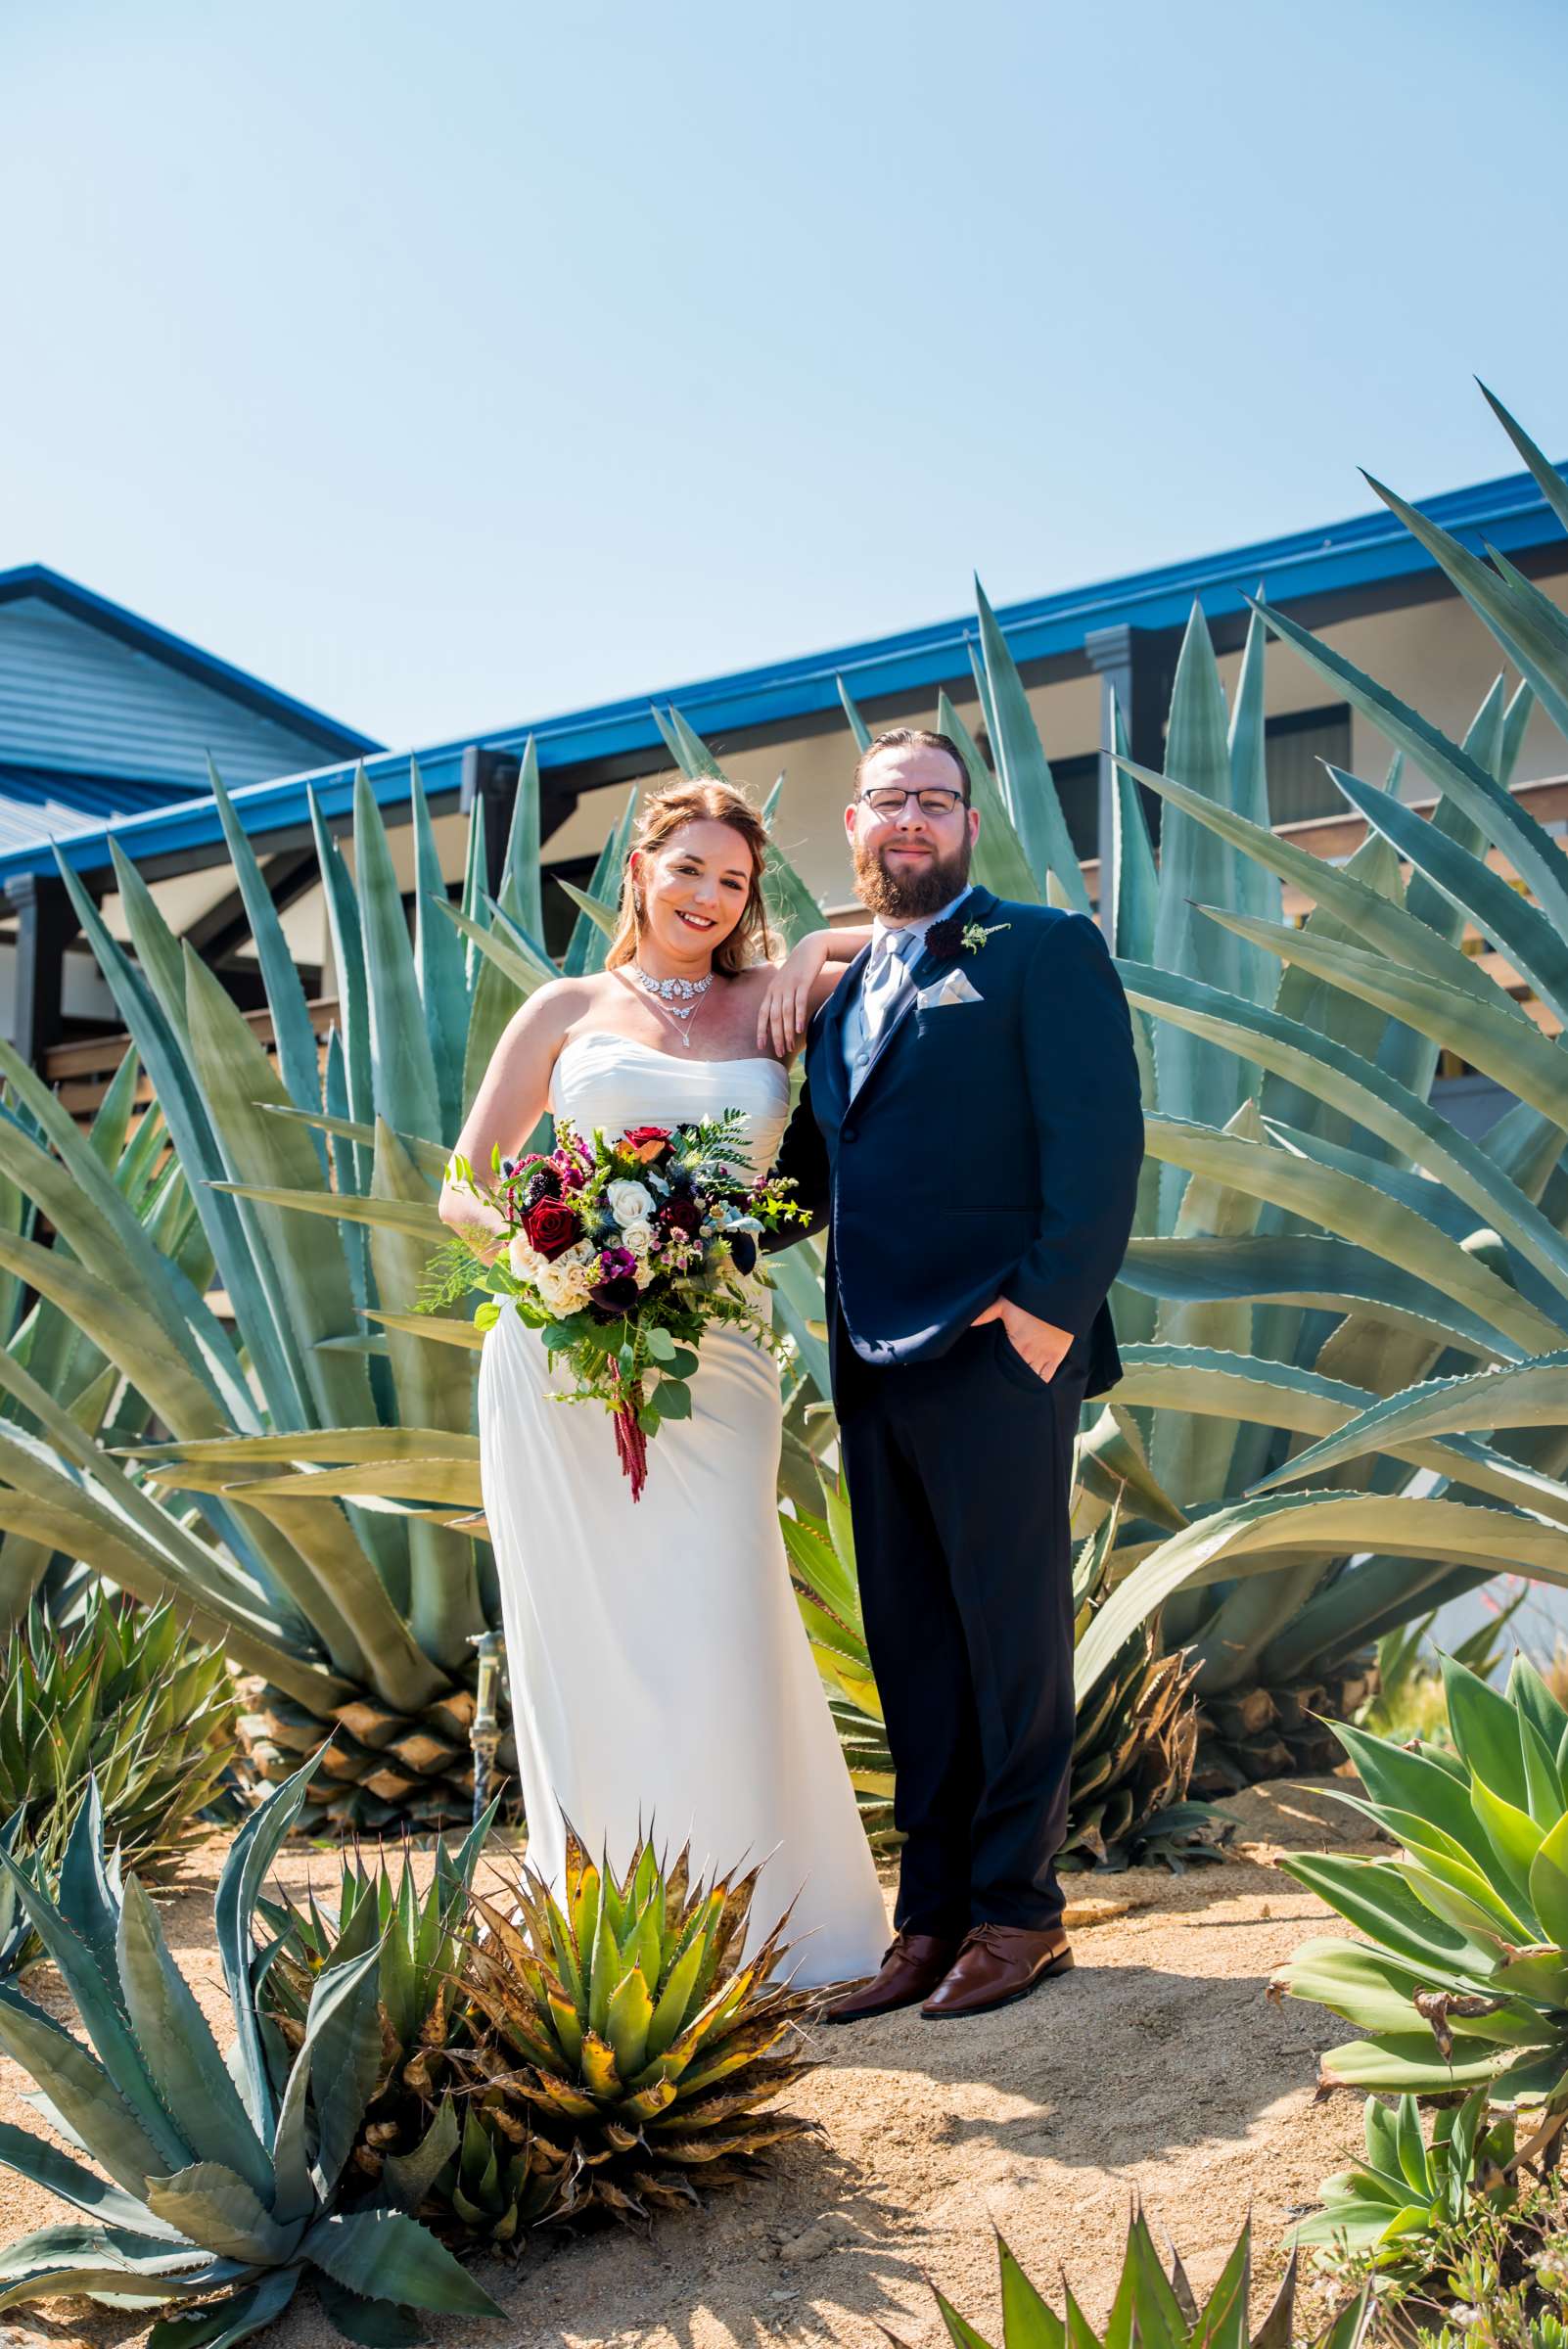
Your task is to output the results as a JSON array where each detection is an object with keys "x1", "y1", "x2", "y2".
[{"x1": 547, "y1": 1031, "x2": 791, "y2": 1174}]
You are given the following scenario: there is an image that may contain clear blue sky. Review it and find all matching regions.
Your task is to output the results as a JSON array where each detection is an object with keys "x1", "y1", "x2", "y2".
[{"x1": 6, "y1": 0, "x2": 1565, "y2": 753}]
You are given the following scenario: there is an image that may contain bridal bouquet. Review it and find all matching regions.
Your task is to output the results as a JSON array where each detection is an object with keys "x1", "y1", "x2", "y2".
[{"x1": 426, "y1": 1113, "x2": 806, "y2": 1500}]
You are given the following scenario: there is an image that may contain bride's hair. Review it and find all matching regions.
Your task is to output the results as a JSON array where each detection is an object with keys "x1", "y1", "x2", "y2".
[{"x1": 605, "y1": 776, "x2": 776, "y2": 977}]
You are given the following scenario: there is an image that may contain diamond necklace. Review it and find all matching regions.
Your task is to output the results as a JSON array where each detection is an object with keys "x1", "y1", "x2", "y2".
[{"x1": 627, "y1": 963, "x2": 714, "y2": 1049}]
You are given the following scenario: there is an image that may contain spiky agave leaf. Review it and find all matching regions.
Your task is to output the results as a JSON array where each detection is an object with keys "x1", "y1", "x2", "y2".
[
  {"x1": 1273, "y1": 1653, "x2": 1568, "y2": 2099},
  {"x1": 929, "y1": 2202, "x2": 1371, "y2": 2349},
  {"x1": 0, "y1": 1589, "x2": 237, "y2": 1881},
  {"x1": 0, "y1": 1758, "x2": 504, "y2": 2343},
  {"x1": 1291, "y1": 2086, "x2": 1516, "y2": 2268}
]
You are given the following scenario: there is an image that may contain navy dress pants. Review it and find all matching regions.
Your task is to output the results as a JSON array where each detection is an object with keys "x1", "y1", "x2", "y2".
[{"x1": 836, "y1": 1319, "x2": 1088, "y2": 1940}]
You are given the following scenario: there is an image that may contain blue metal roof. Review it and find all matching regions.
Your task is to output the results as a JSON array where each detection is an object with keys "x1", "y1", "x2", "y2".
[
  {"x1": 0, "y1": 762, "x2": 209, "y2": 858},
  {"x1": 2, "y1": 460, "x2": 1562, "y2": 892},
  {"x1": 0, "y1": 568, "x2": 382, "y2": 763}
]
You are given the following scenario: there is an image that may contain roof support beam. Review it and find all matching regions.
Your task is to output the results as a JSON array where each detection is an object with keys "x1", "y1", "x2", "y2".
[
  {"x1": 183, "y1": 846, "x2": 321, "y2": 968},
  {"x1": 460, "y1": 745, "x2": 589, "y2": 900},
  {"x1": 7, "y1": 871, "x2": 88, "y2": 1069},
  {"x1": 1084, "y1": 623, "x2": 1178, "y2": 931},
  {"x1": 459, "y1": 748, "x2": 520, "y2": 901}
]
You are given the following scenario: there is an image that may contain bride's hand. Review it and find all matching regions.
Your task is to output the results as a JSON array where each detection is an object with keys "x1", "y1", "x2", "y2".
[{"x1": 758, "y1": 933, "x2": 831, "y2": 1057}]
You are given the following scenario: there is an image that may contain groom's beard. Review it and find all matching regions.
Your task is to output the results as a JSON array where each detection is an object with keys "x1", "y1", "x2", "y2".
[{"x1": 853, "y1": 830, "x2": 973, "y2": 921}]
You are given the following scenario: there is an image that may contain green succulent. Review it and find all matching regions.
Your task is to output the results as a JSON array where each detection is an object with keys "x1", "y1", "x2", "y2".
[
  {"x1": 0, "y1": 1756, "x2": 503, "y2": 2345},
  {"x1": 0, "y1": 1048, "x2": 211, "y2": 1639},
  {"x1": 1294, "y1": 2087, "x2": 1516, "y2": 2270},
  {"x1": 783, "y1": 1474, "x2": 1226, "y2": 1871},
  {"x1": 927, "y1": 2202, "x2": 1370, "y2": 2349},
  {"x1": 1275, "y1": 1653, "x2": 1568, "y2": 2098},
  {"x1": 266, "y1": 1823, "x2": 569, "y2": 2253},
  {"x1": 0, "y1": 728, "x2": 827, "y2": 1837},
  {"x1": 261, "y1": 1800, "x2": 496, "y2": 2041},
  {"x1": 0, "y1": 1812, "x2": 45, "y2": 1980},
  {"x1": 1359, "y1": 1593, "x2": 1527, "y2": 1745},
  {"x1": 452, "y1": 1825, "x2": 818, "y2": 2228},
  {"x1": 0, "y1": 1588, "x2": 236, "y2": 1877}
]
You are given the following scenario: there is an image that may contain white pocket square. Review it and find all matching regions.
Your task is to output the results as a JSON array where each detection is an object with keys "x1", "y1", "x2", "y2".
[{"x1": 917, "y1": 968, "x2": 983, "y2": 1009}]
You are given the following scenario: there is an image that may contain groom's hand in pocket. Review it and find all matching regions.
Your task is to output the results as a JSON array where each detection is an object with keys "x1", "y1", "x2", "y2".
[{"x1": 971, "y1": 1296, "x2": 1073, "y2": 1383}]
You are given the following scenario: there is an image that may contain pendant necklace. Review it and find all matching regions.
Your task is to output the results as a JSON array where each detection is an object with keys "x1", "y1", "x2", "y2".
[{"x1": 625, "y1": 963, "x2": 714, "y2": 1050}]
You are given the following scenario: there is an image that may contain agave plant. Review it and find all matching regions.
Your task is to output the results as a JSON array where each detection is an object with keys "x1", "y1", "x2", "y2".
[
  {"x1": 0, "y1": 1811, "x2": 45, "y2": 1979},
  {"x1": 447, "y1": 1826, "x2": 817, "y2": 2229},
  {"x1": 1293, "y1": 2087, "x2": 1517, "y2": 2269},
  {"x1": 1273, "y1": 1652, "x2": 1568, "y2": 2099},
  {"x1": 0, "y1": 753, "x2": 811, "y2": 1832},
  {"x1": 922, "y1": 2203, "x2": 1370, "y2": 2349},
  {"x1": 0, "y1": 1046, "x2": 210, "y2": 1635},
  {"x1": 782, "y1": 1475, "x2": 1225, "y2": 1871},
  {"x1": 0, "y1": 722, "x2": 830, "y2": 1833},
  {"x1": 0, "y1": 1586, "x2": 236, "y2": 1875},
  {"x1": 254, "y1": 1801, "x2": 562, "y2": 2245},
  {"x1": 0, "y1": 1756, "x2": 503, "y2": 2342}
]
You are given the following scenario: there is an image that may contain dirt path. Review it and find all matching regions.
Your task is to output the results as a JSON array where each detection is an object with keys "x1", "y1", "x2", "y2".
[{"x1": 2, "y1": 1780, "x2": 1379, "y2": 2349}]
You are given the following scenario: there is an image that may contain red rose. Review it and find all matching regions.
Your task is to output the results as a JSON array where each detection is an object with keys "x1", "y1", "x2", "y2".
[
  {"x1": 523, "y1": 1198, "x2": 582, "y2": 1261},
  {"x1": 623, "y1": 1126, "x2": 672, "y2": 1165},
  {"x1": 658, "y1": 1195, "x2": 704, "y2": 1239}
]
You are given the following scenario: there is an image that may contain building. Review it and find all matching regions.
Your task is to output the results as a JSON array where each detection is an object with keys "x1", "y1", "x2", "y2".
[
  {"x1": 0, "y1": 565, "x2": 378, "y2": 1067},
  {"x1": 4, "y1": 462, "x2": 1565, "y2": 1128}
]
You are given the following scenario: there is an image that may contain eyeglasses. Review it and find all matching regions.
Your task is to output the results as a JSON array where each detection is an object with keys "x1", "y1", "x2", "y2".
[{"x1": 858, "y1": 786, "x2": 967, "y2": 818}]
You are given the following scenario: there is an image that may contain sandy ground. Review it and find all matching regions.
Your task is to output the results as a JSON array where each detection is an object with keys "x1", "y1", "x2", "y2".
[{"x1": 1, "y1": 1779, "x2": 1381, "y2": 2349}]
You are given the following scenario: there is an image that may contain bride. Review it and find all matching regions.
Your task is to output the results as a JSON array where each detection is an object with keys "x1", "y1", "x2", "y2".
[{"x1": 439, "y1": 776, "x2": 887, "y2": 1985}]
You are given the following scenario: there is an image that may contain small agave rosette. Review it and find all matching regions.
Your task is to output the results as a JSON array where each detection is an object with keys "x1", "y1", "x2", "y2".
[{"x1": 450, "y1": 1825, "x2": 819, "y2": 2224}]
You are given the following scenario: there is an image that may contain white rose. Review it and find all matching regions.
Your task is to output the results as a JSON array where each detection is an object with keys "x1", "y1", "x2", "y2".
[
  {"x1": 621, "y1": 1220, "x2": 656, "y2": 1257},
  {"x1": 608, "y1": 1179, "x2": 655, "y2": 1229},
  {"x1": 508, "y1": 1231, "x2": 542, "y2": 1280},
  {"x1": 535, "y1": 1260, "x2": 588, "y2": 1314}
]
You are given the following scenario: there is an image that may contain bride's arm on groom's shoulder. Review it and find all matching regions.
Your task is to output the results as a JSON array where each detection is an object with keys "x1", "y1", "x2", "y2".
[
  {"x1": 438, "y1": 979, "x2": 587, "y2": 1259},
  {"x1": 756, "y1": 926, "x2": 866, "y2": 1058}
]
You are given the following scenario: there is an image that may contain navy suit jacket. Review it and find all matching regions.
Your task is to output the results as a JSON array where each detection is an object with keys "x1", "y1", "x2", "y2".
[{"x1": 772, "y1": 887, "x2": 1144, "y2": 1400}]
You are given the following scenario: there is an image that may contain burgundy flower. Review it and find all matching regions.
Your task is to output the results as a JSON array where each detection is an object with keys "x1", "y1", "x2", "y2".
[
  {"x1": 522, "y1": 1198, "x2": 582, "y2": 1261},
  {"x1": 924, "y1": 916, "x2": 965, "y2": 962},
  {"x1": 658, "y1": 1195, "x2": 704, "y2": 1240},
  {"x1": 589, "y1": 1281, "x2": 641, "y2": 1318},
  {"x1": 589, "y1": 1247, "x2": 641, "y2": 1316}
]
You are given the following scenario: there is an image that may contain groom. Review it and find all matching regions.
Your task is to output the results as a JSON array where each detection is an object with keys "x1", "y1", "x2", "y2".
[{"x1": 774, "y1": 727, "x2": 1143, "y2": 2021}]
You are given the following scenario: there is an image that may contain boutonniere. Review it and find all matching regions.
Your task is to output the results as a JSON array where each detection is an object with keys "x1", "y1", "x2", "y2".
[{"x1": 925, "y1": 914, "x2": 1011, "y2": 962}]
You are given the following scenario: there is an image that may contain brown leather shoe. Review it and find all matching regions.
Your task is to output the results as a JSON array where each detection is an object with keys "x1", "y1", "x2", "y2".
[
  {"x1": 819, "y1": 1931, "x2": 962, "y2": 2024},
  {"x1": 920, "y1": 1922, "x2": 1074, "y2": 2019}
]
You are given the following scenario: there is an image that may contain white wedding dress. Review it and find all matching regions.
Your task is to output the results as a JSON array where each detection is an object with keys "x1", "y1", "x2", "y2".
[{"x1": 478, "y1": 1030, "x2": 888, "y2": 1986}]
